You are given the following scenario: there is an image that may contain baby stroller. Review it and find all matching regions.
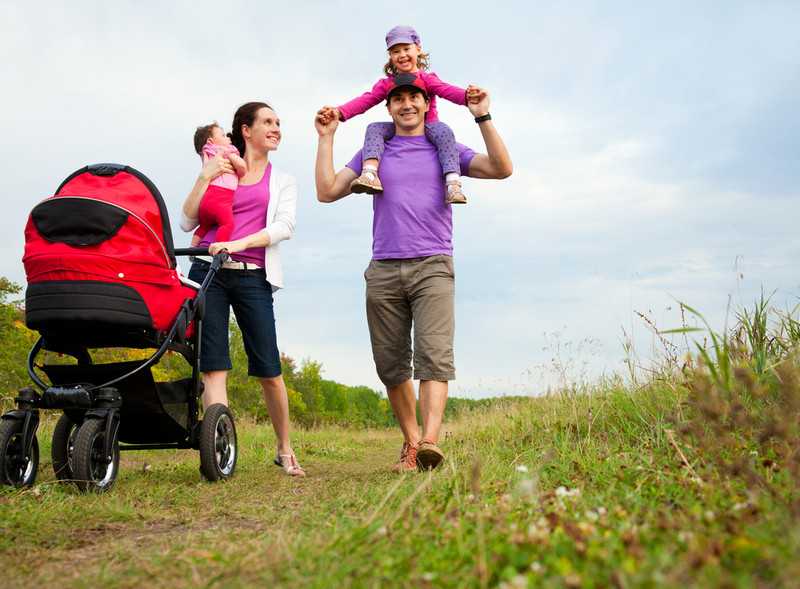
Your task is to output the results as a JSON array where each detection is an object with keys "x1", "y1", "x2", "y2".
[{"x1": 0, "y1": 163, "x2": 236, "y2": 492}]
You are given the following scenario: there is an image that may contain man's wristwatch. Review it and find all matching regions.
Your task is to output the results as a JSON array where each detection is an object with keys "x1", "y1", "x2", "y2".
[{"x1": 474, "y1": 113, "x2": 492, "y2": 123}]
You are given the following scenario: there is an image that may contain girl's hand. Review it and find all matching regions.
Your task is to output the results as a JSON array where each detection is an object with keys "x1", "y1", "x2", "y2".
[
  {"x1": 466, "y1": 85, "x2": 488, "y2": 105},
  {"x1": 200, "y1": 152, "x2": 234, "y2": 182},
  {"x1": 315, "y1": 108, "x2": 340, "y2": 136},
  {"x1": 209, "y1": 239, "x2": 245, "y2": 255}
]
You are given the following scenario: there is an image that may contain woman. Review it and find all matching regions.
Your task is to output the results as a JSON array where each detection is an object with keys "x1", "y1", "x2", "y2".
[{"x1": 181, "y1": 101, "x2": 304, "y2": 476}]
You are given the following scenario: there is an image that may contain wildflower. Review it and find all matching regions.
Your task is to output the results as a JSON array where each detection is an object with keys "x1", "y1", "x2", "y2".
[
  {"x1": 516, "y1": 465, "x2": 529, "y2": 473},
  {"x1": 530, "y1": 561, "x2": 543, "y2": 573}
]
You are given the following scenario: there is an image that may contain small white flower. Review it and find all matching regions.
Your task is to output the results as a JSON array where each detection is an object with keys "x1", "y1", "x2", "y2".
[
  {"x1": 421, "y1": 572, "x2": 435, "y2": 582},
  {"x1": 516, "y1": 465, "x2": 529, "y2": 473},
  {"x1": 530, "y1": 561, "x2": 543, "y2": 573}
]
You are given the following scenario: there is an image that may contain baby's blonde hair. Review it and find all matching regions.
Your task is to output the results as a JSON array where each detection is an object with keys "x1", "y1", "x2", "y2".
[{"x1": 384, "y1": 50, "x2": 430, "y2": 76}]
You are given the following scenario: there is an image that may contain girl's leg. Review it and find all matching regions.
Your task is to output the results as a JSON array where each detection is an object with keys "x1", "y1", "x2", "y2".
[
  {"x1": 425, "y1": 122, "x2": 467, "y2": 204},
  {"x1": 352, "y1": 122, "x2": 396, "y2": 194},
  {"x1": 362, "y1": 121, "x2": 396, "y2": 166}
]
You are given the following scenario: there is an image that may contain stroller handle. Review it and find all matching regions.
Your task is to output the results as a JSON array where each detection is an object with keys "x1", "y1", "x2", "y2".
[
  {"x1": 174, "y1": 247, "x2": 211, "y2": 257},
  {"x1": 175, "y1": 247, "x2": 229, "y2": 261}
]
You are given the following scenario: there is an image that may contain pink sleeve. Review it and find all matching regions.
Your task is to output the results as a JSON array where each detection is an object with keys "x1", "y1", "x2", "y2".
[
  {"x1": 202, "y1": 144, "x2": 218, "y2": 159},
  {"x1": 224, "y1": 144, "x2": 240, "y2": 156},
  {"x1": 336, "y1": 78, "x2": 391, "y2": 122},
  {"x1": 421, "y1": 72, "x2": 467, "y2": 106}
]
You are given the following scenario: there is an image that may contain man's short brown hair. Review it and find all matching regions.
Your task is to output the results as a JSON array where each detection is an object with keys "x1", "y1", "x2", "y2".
[{"x1": 193, "y1": 123, "x2": 220, "y2": 155}]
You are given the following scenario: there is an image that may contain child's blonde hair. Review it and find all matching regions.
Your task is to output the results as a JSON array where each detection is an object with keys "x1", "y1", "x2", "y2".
[{"x1": 384, "y1": 51, "x2": 430, "y2": 76}]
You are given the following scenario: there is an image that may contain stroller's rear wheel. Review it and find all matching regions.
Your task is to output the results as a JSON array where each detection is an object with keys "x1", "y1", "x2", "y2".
[
  {"x1": 73, "y1": 418, "x2": 119, "y2": 493},
  {"x1": 0, "y1": 419, "x2": 39, "y2": 488},
  {"x1": 51, "y1": 413, "x2": 79, "y2": 481},
  {"x1": 199, "y1": 404, "x2": 237, "y2": 481}
]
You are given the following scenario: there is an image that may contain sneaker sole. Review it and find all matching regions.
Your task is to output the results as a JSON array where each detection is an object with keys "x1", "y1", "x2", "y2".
[
  {"x1": 416, "y1": 448, "x2": 444, "y2": 470},
  {"x1": 350, "y1": 183, "x2": 381, "y2": 195}
]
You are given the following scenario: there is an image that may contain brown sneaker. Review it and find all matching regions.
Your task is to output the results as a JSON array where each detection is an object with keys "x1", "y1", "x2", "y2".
[
  {"x1": 350, "y1": 170, "x2": 383, "y2": 194},
  {"x1": 392, "y1": 442, "x2": 418, "y2": 473},
  {"x1": 416, "y1": 440, "x2": 444, "y2": 470},
  {"x1": 446, "y1": 181, "x2": 467, "y2": 204}
]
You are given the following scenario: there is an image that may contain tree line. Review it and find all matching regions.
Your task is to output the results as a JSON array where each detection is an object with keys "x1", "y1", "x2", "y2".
[{"x1": 1, "y1": 278, "x2": 508, "y2": 427}]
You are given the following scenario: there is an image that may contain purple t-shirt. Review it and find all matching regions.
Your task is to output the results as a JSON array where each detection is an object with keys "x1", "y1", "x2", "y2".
[
  {"x1": 199, "y1": 163, "x2": 271, "y2": 266},
  {"x1": 346, "y1": 135, "x2": 476, "y2": 259}
]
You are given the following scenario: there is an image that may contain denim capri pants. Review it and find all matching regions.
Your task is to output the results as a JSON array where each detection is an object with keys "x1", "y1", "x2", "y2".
[{"x1": 188, "y1": 261, "x2": 282, "y2": 378}]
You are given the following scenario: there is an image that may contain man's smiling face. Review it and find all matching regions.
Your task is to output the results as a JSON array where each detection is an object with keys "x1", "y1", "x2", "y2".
[{"x1": 386, "y1": 87, "x2": 429, "y2": 134}]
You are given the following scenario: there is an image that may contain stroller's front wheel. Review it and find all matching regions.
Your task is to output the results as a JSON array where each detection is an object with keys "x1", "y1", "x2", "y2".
[
  {"x1": 199, "y1": 404, "x2": 237, "y2": 481},
  {"x1": 73, "y1": 418, "x2": 119, "y2": 493},
  {"x1": 0, "y1": 419, "x2": 39, "y2": 488}
]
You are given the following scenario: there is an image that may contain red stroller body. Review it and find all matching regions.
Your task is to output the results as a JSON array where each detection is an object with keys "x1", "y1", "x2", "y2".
[{"x1": 0, "y1": 164, "x2": 237, "y2": 492}]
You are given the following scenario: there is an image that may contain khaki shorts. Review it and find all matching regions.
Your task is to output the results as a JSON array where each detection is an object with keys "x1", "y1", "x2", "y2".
[{"x1": 364, "y1": 255, "x2": 455, "y2": 387}]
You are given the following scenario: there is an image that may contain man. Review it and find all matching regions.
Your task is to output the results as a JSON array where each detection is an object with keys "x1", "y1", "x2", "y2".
[{"x1": 314, "y1": 74, "x2": 512, "y2": 472}]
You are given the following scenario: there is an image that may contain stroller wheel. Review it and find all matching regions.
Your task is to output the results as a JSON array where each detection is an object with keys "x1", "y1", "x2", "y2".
[
  {"x1": 0, "y1": 419, "x2": 39, "y2": 488},
  {"x1": 199, "y1": 404, "x2": 237, "y2": 482},
  {"x1": 73, "y1": 418, "x2": 119, "y2": 493},
  {"x1": 51, "y1": 413, "x2": 79, "y2": 481}
]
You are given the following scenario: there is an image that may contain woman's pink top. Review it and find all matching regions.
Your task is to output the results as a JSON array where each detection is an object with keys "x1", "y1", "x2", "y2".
[
  {"x1": 202, "y1": 143, "x2": 241, "y2": 190},
  {"x1": 336, "y1": 71, "x2": 466, "y2": 123},
  {"x1": 199, "y1": 164, "x2": 271, "y2": 267}
]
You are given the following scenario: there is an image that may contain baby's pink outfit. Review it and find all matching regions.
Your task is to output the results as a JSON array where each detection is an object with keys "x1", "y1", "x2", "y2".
[{"x1": 202, "y1": 143, "x2": 240, "y2": 190}]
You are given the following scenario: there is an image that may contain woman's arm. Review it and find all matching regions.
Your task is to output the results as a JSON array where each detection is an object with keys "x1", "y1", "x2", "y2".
[
  {"x1": 208, "y1": 173, "x2": 296, "y2": 255},
  {"x1": 208, "y1": 230, "x2": 269, "y2": 255},
  {"x1": 335, "y1": 78, "x2": 390, "y2": 122},
  {"x1": 265, "y1": 174, "x2": 297, "y2": 245},
  {"x1": 180, "y1": 154, "x2": 233, "y2": 230}
]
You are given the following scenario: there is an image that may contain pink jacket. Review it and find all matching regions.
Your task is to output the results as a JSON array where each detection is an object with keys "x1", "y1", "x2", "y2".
[{"x1": 337, "y1": 71, "x2": 466, "y2": 123}]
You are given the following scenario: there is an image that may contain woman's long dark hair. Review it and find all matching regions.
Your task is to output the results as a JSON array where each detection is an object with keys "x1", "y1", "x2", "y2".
[{"x1": 228, "y1": 101, "x2": 272, "y2": 156}]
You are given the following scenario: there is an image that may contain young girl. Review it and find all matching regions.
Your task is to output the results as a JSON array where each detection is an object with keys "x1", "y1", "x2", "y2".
[
  {"x1": 190, "y1": 123, "x2": 247, "y2": 245},
  {"x1": 321, "y1": 25, "x2": 481, "y2": 204}
]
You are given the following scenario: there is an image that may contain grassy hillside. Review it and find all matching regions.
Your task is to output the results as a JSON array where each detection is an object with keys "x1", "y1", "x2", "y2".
[
  {"x1": 2, "y1": 360, "x2": 799, "y2": 587},
  {"x1": 2, "y1": 281, "x2": 799, "y2": 587}
]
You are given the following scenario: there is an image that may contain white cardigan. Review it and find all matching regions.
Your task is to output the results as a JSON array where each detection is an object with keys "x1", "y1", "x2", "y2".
[{"x1": 180, "y1": 167, "x2": 297, "y2": 291}]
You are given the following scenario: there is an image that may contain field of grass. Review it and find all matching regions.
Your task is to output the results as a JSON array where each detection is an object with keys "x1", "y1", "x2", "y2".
[{"x1": 3, "y1": 367, "x2": 799, "y2": 588}]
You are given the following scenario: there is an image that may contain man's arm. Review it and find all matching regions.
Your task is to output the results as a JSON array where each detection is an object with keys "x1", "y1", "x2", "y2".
[
  {"x1": 465, "y1": 90, "x2": 513, "y2": 180},
  {"x1": 315, "y1": 109, "x2": 358, "y2": 203}
]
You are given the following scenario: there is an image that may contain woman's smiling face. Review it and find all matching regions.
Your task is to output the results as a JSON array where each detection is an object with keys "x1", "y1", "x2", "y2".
[{"x1": 244, "y1": 107, "x2": 281, "y2": 152}]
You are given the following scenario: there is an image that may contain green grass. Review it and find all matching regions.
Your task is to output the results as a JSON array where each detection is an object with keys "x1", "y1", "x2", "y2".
[{"x1": 3, "y1": 377, "x2": 798, "y2": 588}]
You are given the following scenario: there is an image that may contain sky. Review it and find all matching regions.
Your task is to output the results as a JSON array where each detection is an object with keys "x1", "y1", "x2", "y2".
[{"x1": 2, "y1": 1, "x2": 798, "y2": 397}]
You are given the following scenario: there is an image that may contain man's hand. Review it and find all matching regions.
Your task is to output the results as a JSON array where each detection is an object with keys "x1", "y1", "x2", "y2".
[
  {"x1": 200, "y1": 152, "x2": 233, "y2": 182},
  {"x1": 466, "y1": 87, "x2": 490, "y2": 118},
  {"x1": 315, "y1": 107, "x2": 340, "y2": 137}
]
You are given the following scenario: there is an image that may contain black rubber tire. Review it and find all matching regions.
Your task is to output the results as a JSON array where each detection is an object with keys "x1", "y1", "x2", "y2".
[
  {"x1": 51, "y1": 413, "x2": 78, "y2": 481},
  {"x1": 0, "y1": 419, "x2": 39, "y2": 488},
  {"x1": 199, "y1": 404, "x2": 237, "y2": 482},
  {"x1": 73, "y1": 418, "x2": 119, "y2": 493}
]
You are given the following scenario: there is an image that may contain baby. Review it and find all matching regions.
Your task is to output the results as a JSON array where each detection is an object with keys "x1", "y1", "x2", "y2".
[{"x1": 191, "y1": 123, "x2": 247, "y2": 245}]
